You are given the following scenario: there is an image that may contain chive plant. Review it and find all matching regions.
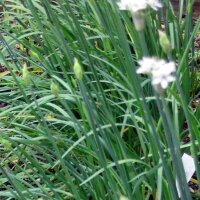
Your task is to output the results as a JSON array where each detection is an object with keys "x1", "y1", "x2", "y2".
[{"x1": 0, "y1": 0, "x2": 199, "y2": 199}]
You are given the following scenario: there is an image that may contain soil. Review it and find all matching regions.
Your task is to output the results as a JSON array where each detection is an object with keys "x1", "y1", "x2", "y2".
[{"x1": 171, "y1": 0, "x2": 200, "y2": 18}]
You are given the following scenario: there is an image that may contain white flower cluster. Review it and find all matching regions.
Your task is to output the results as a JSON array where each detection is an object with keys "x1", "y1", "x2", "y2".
[
  {"x1": 117, "y1": 0, "x2": 162, "y2": 14},
  {"x1": 137, "y1": 57, "x2": 176, "y2": 89}
]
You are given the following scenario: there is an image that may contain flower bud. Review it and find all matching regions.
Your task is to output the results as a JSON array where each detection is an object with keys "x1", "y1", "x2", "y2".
[
  {"x1": 29, "y1": 50, "x2": 40, "y2": 61},
  {"x1": 0, "y1": 137, "x2": 11, "y2": 149},
  {"x1": 73, "y1": 58, "x2": 83, "y2": 81},
  {"x1": 51, "y1": 80, "x2": 60, "y2": 97},
  {"x1": 119, "y1": 195, "x2": 129, "y2": 200},
  {"x1": 22, "y1": 63, "x2": 30, "y2": 86},
  {"x1": 19, "y1": 43, "x2": 24, "y2": 51},
  {"x1": 158, "y1": 30, "x2": 171, "y2": 54}
]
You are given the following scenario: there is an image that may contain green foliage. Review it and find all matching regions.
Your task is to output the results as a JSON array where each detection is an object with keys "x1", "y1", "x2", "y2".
[{"x1": 0, "y1": 0, "x2": 199, "y2": 199}]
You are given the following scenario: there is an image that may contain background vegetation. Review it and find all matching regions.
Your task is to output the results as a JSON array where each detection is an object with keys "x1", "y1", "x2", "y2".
[{"x1": 0, "y1": 0, "x2": 199, "y2": 199}]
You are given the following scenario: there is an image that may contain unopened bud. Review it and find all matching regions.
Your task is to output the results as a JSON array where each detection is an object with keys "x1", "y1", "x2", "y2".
[
  {"x1": 22, "y1": 63, "x2": 30, "y2": 86},
  {"x1": 19, "y1": 43, "x2": 24, "y2": 51},
  {"x1": 0, "y1": 137, "x2": 12, "y2": 149},
  {"x1": 119, "y1": 195, "x2": 129, "y2": 200},
  {"x1": 29, "y1": 50, "x2": 40, "y2": 61},
  {"x1": 73, "y1": 58, "x2": 83, "y2": 80},
  {"x1": 51, "y1": 80, "x2": 60, "y2": 97},
  {"x1": 158, "y1": 30, "x2": 171, "y2": 54}
]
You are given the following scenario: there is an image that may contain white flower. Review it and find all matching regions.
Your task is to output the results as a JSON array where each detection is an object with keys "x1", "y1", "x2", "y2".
[
  {"x1": 117, "y1": 0, "x2": 162, "y2": 14},
  {"x1": 117, "y1": 0, "x2": 147, "y2": 13},
  {"x1": 117, "y1": 0, "x2": 162, "y2": 31},
  {"x1": 152, "y1": 61, "x2": 176, "y2": 89},
  {"x1": 137, "y1": 57, "x2": 176, "y2": 89}
]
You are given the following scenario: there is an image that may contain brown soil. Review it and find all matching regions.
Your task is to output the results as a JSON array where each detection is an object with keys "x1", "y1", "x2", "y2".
[{"x1": 171, "y1": 0, "x2": 200, "y2": 18}]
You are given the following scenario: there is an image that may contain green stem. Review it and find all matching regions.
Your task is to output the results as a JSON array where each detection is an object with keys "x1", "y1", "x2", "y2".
[
  {"x1": 155, "y1": 93, "x2": 192, "y2": 200},
  {"x1": 138, "y1": 30, "x2": 149, "y2": 56}
]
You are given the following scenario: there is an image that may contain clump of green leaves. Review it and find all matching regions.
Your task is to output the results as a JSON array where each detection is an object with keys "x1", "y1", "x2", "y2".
[{"x1": 0, "y1": 0, "x2": 199, "y2": 199}]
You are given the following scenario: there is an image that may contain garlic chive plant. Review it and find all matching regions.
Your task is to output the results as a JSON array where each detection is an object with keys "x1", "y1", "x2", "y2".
[{"x1": 0, "y1": 0, "x2": 199, "y2": 199}]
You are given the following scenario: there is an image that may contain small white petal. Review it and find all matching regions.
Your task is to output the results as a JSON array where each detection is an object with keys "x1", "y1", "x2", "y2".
[
  {"x1": 166, "y1": 76, "x2": 175, "y2": 82},
  {"x1": 161, "y1": 80, "x2": 168, "y2": 89},
  {"x1": 136, "y1": 68, "x2": 143, "y2": 74},
  {"x1": 152, "y1": 77, "x2": 161, "y2": 85},
  {"x1": 117, "y1": 2, "x2": 127, "y2": 10}
]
